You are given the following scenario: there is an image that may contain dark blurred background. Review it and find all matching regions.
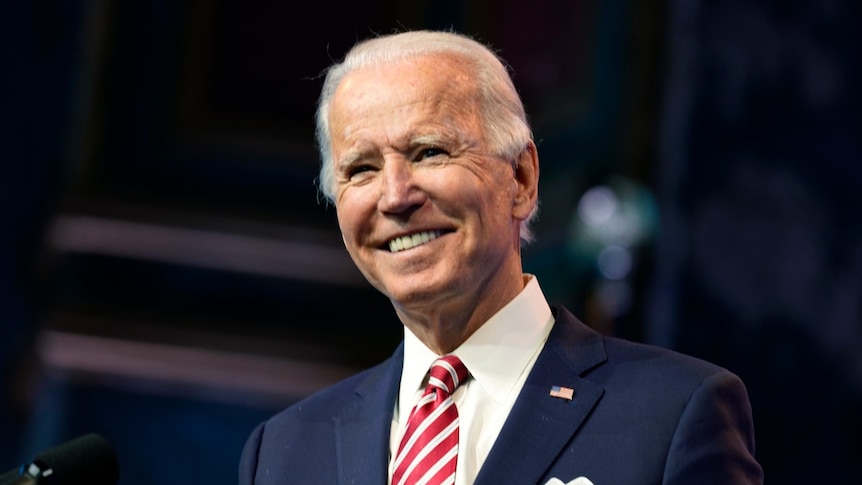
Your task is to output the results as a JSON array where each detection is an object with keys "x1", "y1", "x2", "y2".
[{"x1": 2, "y1": 0, "x2": 860, "y2": 483}]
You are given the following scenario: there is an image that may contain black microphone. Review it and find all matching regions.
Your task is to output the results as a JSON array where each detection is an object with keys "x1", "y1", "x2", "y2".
[{"x1": 0, "y1": 433, "x2": 119, "y2": 484}]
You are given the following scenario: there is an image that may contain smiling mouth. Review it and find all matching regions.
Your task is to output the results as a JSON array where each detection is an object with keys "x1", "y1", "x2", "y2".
[{"x1": 387, "y1": 230, "x2": 443, "y2": 253}]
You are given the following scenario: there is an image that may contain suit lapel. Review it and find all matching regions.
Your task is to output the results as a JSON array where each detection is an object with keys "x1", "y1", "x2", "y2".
[
  {"x1": 334, "y1": 345, "x2": 403, "y2": 485},
  {"x1": 475, "y1": 307, "x2": 607, "y2": 485}
]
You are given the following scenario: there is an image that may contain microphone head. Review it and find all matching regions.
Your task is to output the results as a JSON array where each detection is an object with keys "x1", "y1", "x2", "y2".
[{"x1": 29, "y1": 433, "x2": 119, "y2": 485}]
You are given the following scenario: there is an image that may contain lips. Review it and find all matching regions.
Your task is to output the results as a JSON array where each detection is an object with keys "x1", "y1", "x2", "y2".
[{"x1": 387, "y1": 230, "x2": 443, "y2": 253}]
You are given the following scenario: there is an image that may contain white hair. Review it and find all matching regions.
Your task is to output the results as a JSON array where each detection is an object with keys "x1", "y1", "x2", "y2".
[{"x1": 315, "y1": 30, "x2": 538, "y2": 243}]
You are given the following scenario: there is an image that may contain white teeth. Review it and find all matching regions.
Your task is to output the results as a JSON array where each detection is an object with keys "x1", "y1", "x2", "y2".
[{"x1": 388, "y1": 230, "x2": 442, "y2": 252}]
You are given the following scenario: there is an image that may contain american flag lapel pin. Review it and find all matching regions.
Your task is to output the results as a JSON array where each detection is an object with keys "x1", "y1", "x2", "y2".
[{"x1": 549, "y1": 385, "x2": 575, "y2": 400}]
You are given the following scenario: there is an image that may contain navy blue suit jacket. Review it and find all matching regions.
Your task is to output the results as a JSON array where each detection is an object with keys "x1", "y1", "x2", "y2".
[{"x1": 239, "y1": 306, "x2": 763, "y2": 484}]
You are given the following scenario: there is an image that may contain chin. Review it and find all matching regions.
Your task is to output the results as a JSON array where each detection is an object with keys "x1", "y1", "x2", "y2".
[{"x1": 384, "y1": 280, "x2": 449, "y2": 308}]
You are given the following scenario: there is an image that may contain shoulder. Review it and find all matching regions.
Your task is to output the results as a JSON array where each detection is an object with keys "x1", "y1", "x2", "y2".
[
  {"x1": 239, "y1": 356, "x2": 399, "y2": 484},
  {"x1": 590, "y1": 332, "x2": 750, "y2": 414},
  {"x1": 553, "y1": 305, "x2": 736, "y2": 387},
  {"x1": 549, "y1": 305, "x2": 751, "y2": 422},
  {"x1": 603, "y1": 334, "x2": 733, "y2": 382},
  {"x1": 548, "y1": 307, "x2": 762, "y2": 483},
  {"x1": 594, "y1": 334, "x2": 761, "y2": 482},
  {"x1": 265, "y1": 356, "x2": 395, "y2": 426}
]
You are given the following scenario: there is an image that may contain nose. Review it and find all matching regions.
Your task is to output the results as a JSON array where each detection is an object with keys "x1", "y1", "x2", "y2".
[{"x1": 378, "y1": 158, "x2": 425, "y2": 215}]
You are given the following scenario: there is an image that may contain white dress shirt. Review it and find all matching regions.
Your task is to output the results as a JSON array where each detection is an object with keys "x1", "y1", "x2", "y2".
[{"x1": 388, "y1": 275, "x2": 555, "y2": 485}]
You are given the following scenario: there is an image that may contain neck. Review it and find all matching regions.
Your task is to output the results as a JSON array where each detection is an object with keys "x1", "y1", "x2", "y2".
[{"x1": 394, "y1": 270, "x2": 526, "y2": 354}]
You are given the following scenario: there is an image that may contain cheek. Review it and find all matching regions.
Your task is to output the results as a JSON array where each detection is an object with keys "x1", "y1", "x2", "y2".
[
  {"x1": 336, "y1": 215, "x2": 358, "y2": 247},
  {"x1": 335, "y1": 201, "x2": 356, "y2": 240},
  {"x1": 336, "y1": 192, "x2": 373, "y2": 242}
]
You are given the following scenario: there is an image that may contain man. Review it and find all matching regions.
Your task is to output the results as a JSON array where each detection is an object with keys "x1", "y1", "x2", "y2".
[{"x1": 239, "y1": 30, "x2": 763, "y2": 484}]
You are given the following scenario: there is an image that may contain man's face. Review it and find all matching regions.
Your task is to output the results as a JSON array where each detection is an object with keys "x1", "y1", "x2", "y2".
[{"x1": 328, "y1": 54, "x2": 531, "y2": 315}]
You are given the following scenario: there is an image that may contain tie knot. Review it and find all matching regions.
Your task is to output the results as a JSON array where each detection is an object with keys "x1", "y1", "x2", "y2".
[{"x1": 427, "y1": 355, "x2": 469, "y2": 395}]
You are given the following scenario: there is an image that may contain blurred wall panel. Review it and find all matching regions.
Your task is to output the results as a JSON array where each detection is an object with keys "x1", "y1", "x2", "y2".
[{"x1": 653, "y1": 0, "x2": 862, "y2": 481}]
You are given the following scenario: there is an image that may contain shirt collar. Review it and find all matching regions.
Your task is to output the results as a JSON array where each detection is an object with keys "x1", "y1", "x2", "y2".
[{"x1": 398, "y1": 275, "x2": 553, "y2": 413}]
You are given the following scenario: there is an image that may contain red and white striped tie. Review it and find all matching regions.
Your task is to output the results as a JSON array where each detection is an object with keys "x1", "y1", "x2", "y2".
[{"x1": 393, "y1": 354, "x2": 470, "y2": 485}]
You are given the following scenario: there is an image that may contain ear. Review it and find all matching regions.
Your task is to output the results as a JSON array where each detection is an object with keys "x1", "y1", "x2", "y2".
[{"x1": 512, "y1": 140, "x2": 539, "y2": 222}]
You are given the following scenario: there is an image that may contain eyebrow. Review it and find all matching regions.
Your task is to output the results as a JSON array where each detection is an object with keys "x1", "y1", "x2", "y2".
[
  {"x1": 410, "y1": 132, "x2": 450, "y2": 147},
  {"x1": 335, "y1": 128, "x2": 466, "y2": 171},
  {"x1": 403, "y1": 127, "x2": 471, "y2": 154}
]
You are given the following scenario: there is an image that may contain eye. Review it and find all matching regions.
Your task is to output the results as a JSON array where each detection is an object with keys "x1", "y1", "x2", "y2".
[
  {"x1": 416, "y1": 147, "x2": 448, "y2": 161},
  {"x1": 338, "y1": 160, "x2": 378, "y2": 182},
  {"x1": 347, "y1": 164, "x2": 376, "y2": 179}
]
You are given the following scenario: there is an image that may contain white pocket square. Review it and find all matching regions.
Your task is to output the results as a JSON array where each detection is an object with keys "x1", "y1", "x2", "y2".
[{"x1": 544, "y1": 477, "x2": 594, "y2": 485}]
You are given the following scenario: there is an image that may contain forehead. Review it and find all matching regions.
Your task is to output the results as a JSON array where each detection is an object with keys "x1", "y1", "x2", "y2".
[
  {"x1": 338, "y1": 51, "x2": 476, "y2": 97},
  {"x1": 328, "y1": 53, "x2": 482, "y2": 139}
]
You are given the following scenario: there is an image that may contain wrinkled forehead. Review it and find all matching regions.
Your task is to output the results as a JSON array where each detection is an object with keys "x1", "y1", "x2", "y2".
[
  {"x1": 329, "y1": 53, "x2": 484, "y2": 133},
  {"x1": 333, "y1": 52, "x2": 480, "y2": 109}
]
